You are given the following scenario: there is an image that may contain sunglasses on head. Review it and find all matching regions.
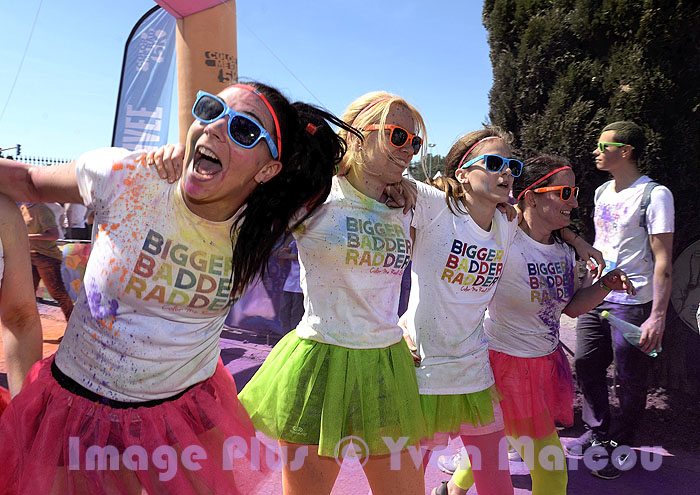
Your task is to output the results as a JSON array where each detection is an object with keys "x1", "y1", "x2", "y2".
[
  {"x1": 191, "y1": 90, "x2": 279, "y2": 159},
  {"x1": 460, "y1": 154, "x2": 523, "y2": 177},
  {"x1": 533, "y1": 185, "x2": 579, "y2": 201},
  {"x1": 364, "y1": 124, "x2": 423, "y2": 155},
  {"x1": 596, "y1": 142, "x2": 633, "y2": 153}
]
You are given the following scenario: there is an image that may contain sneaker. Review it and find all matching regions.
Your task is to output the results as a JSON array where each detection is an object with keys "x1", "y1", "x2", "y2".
[
  {"x1": 591, "y1": 460, "x2": 622, "y2": 480},
  {"x1": 563, "y1": 429, "x2": 597, "y2": 457},
  {"x1": 590, "y1": 439, "x2": 628, "y2": 480},
  {"x1": 437, "y1": 452, "x2": 462, "y2": 475}
]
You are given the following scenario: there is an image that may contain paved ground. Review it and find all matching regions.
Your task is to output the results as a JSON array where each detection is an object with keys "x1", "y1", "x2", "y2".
[{"x1": 1, "y1": 303, "x2": 699, "y2": 494}]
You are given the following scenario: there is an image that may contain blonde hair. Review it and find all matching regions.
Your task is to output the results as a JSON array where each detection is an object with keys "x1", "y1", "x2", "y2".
[
  {"x1": 337, "y1": 91, "x2": 426, "y2": 176},
  {"x1": 431, "y1": 126, "x2": 513, "y2": 215}
]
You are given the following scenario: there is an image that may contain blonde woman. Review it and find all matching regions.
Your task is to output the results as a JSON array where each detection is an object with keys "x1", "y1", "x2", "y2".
[{"x1": 239, "y1": 92, "x2": 429, "y2": 495}]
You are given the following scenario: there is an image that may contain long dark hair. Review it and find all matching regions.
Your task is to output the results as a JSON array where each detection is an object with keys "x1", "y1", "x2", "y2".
[{"x1": 230, "y1": 82, "x2": 361, "y2": 295}]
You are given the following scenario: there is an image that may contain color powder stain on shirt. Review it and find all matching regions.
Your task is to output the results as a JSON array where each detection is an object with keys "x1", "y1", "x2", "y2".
[
  {"x1": 534, "y1": 253, "x2": 575, "y2": 339},
  {"x1": 595, "y1": 203, "x2": 630, "y2": 243},
  {"x1": 86, "y1": 282, "x2": 120, "y2": 320}
]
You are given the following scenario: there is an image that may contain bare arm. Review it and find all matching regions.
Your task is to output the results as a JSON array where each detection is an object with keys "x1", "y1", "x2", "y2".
[
  {"x1": 638, "y1": 232, "x2": 673, "y2": 353},
  {"x1": 384, "y1": 178, "x2": 417, "y2": 214},
  {"x1": 28, "y1": 227, "x2": 60, "y2": 241},
  {"x1": 0, "y1": 158, "x2": 82, "y2": 204},
  {"x1": 563, "y1": 268, "x2": 635, "y2": 317},
  {"x1": 559, "y1": 228, "x2": 606, "y2": 278},
  {"x1": 0, "y1": 196, "x2": 42, "y2": 397}
]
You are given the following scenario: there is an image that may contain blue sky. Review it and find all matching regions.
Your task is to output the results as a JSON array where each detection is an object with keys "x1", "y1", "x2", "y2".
[{"x1": 0, "y1": 0, "x2": 493, "y2": 160}]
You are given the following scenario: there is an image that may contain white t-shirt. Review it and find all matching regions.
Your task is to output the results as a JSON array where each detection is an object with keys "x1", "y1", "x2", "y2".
[
  {"x1": 593, "y1": 176, "x2": 674, "y2": 304},
  {"x1": 485, "y1": 228, "x2": 576, "y2": 357},
  {"x1": 405, "y1": 181, "x2": 518, "y2": 395},
  {"x1": 46, "y1": 202, "x2": 65, "y2": 238},
  {"x1": 294, "y1": 176, "x2": 411, "y2": 349},
  {"x1": 64, "y1": 203, "x2": 88, "y2": 228},
  {"x1": 55, "y1": 148, "x2": 239, "y2": 402}
]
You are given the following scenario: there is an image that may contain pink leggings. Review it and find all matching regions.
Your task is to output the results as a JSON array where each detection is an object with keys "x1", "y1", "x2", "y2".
[{"x1": 425, "y1": 429, "x2": 513, "y2": 495}]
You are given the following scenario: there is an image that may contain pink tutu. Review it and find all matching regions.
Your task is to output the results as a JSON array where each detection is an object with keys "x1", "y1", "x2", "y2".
[
  {"x1": 0, "y1": 386, "x2": 10, "y2": 416},
  {"x1": 489, "y1": 346, "x2": 574, "y2": 439},
  {"x1": 0, "y1": 355, "x2": 271, "y2": 495}
]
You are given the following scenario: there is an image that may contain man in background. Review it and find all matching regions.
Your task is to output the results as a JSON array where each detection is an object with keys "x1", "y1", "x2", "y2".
[
  {"x1": 567, "y1": 121, "x2": 674, "y2": 480},
  {"x1": 21, "y1": 202, "x2": 74, "y2": 322}
]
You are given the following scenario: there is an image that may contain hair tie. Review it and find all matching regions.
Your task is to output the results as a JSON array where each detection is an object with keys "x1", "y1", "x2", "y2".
[
  {"x1": 233, "y1": 84, "x2": 282, "y2": 159},
  {"x1": 359, "y1": 97, "x2": 390, "y2": 117},
  {"x1": 351, "y1": 97, "x2": 392, "y2": 127},
  {"x1": 305, "y1": 123, "x2": 318, "y2": 135},
  {"x1": 457, "y1": 136, "x2": 500, "y2": 169},
  {"x1": 516, "y1": 166, "x2": 572, "y2": 201}
]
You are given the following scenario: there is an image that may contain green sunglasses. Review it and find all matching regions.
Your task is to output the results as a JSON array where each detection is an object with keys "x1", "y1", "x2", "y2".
[{"x1": 597, "y1": 142, "x2": 634, "y2": 153}]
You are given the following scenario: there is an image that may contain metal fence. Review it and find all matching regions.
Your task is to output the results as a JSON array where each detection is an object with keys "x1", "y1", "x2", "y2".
[{"x1": 11, "y1": 156, "x2": 75, "y2": 166}]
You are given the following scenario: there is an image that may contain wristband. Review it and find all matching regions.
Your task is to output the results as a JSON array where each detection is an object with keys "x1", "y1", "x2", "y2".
[{"x1": 599, "y1": 278, "x2": 613, "y2": 292}]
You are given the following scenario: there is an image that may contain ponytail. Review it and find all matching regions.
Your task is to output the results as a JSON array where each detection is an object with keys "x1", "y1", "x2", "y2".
[{"x1": 230, "y1": 82, "x2": 361, "y2": 295}]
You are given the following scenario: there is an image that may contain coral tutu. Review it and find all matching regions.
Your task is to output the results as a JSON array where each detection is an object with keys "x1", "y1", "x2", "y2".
[
  {"x1": 0, "y1": 355, "x2": 271, "y2": 495},
  {"x1": 489, "y1": 345, "x2": 574, "y2": 439},
  {"x1": 0, "y1": 386, "x2": 9, "y2": 416}
]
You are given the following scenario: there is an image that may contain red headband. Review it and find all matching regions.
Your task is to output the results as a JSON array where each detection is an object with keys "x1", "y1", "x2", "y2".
[
  {"x1": 359, "y1": 97, "x2": 390, "y2": 117},
  {"x1": 516, "y1": 166, "x2": 572, "y2": 200},
  {"x1": 457, "y1": 136, "x2": 501, "y2": 169},
  {"x1": 351, "y1": 97, "x2": 392, "y2": 128},
  {"x1": 233, "y1": 84, "x2": 282, "y2": 160}
]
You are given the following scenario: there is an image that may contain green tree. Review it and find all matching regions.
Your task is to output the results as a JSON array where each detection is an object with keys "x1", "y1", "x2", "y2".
[
  {"x1": 408, "y1": 154, "x2": 446, "y2": 182},
  {"x1": 483, "y1": 0, "x2": 700, "y2": 256}
]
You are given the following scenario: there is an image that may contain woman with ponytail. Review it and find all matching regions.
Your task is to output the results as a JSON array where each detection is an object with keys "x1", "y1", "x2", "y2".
[
  {"x1": 0, "y1": 81, "x2": 353, "y2": 494},
  {"x1": 404, "y1": 127, "x2": 521, "y2": 495},
  {"x1": 435, "y1": 155, "x2": 633, "y2": 495}
]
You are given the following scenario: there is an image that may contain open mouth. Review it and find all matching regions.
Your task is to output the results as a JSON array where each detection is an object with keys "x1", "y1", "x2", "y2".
[
  {"x1": 193, "y1": 146, "x2": 222, "y2": 176},
  {"x1": 560, "y1": 210, "x2": 571, "y2": 216}
]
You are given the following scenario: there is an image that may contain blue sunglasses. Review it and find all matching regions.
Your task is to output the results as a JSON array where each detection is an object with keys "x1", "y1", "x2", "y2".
[
  {"x1": 191, "y1": 90, "x2": 279, "y2": 159},
  {"x1": 460, "y1": 154, "x2": 523, "y2": 177}
]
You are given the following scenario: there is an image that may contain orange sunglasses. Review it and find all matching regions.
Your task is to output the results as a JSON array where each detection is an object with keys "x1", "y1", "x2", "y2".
[
  {"x1": 533, "y1": 185, "x2": 579, "y2": 201},
  {"x1": 364, "y1": 124, "x2": 423, "y2": 154}
]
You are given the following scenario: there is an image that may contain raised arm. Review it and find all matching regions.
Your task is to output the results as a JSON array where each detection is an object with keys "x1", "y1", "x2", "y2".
[
  {"x1": 0, "y1": 195, "x2": 42, "y2": 396},
  {"x1": 0, "y1": 158, "x2": 82, "y2": 204}
]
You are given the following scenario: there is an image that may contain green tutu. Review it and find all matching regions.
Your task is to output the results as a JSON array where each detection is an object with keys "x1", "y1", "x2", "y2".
[
  {"x1": 239, "y1": 332, "x2": 427, "y2": 457},
  {"x1": 420, "y1": 386, "x2": 500, "y2": 444}
]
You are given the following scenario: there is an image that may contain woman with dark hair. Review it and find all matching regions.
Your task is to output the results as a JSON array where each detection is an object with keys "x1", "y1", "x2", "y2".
[
  {"x1": 436, "y1": 155, "x2": 633, "y2": 495},
  {"x1": 0, "y1": 81, "x2": 356, "y2": 494}
]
